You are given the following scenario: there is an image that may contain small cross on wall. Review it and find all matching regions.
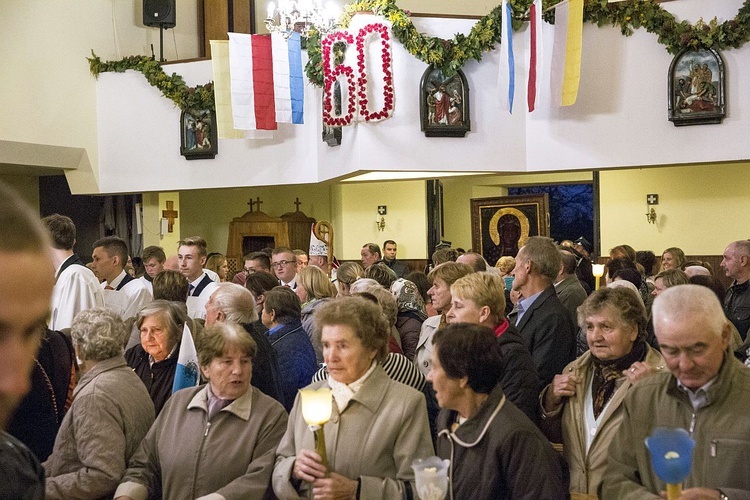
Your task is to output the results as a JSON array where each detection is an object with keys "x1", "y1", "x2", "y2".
[
  {"x1": 294, "y1": 198, "x2": 302, "y2": 211},
  {"x1": 162, "y1": 201, "x2": 178, "y2": 233},
  {"x1": 646, "y1": 194, "x2": 659, "y2": 205}
]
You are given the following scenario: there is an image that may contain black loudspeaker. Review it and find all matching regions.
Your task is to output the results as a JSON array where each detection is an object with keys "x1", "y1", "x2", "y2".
[{"x1": 143, "y1": 0, "x2": 175, "y2": 28}]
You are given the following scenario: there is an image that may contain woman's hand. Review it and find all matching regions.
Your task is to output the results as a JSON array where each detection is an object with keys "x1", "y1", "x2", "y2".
[
  {"x1": 623, "y1": 361, "x2": 662, "y2": 384},
  {"x1": 544, "y1": 373, "x2": 581, "y2": 411},
  {"x1": 312, "y1": 473, "x2": 358, "y2": 500},
  {"x1": 293, "y1": 449, "x2": 328, "y2": 483}
]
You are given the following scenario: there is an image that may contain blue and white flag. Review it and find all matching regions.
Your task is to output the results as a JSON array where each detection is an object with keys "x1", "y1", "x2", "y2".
[
  {"x1": 272, "y1": 31, "x2": 305, "y2": 124},
  {"x1": 498, "y1": 0, "x2": 516, "y2": 113},
  {"x1": 172, "y1": 323, "x2": 200, "y2": 393}
]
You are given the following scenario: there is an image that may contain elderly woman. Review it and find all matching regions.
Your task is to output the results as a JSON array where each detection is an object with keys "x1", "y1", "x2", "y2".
[
  {"x1": 245, "y1": 270, "x2": 281, "y2": 318},
  {"x1": 334, "y1": 261, "x2": 364, "y2": 297},
  {"x1": 414, "y1": 262, "x2": 473, "y2": 376},
  {"x1": 273, "y1": 297, "x2": 434, "y2": 499},
  {"x1": 115, "y1": 322, "x2": 288, "y2": 499},
  {"x1": 390, "y1": 278, "x2": 427, "y2": 361},
  {"x1": 44, "y1": 308, "x2": 155, "y2": 499},
  {"x1": 262, "y1": 286, "x2": 318, "y2": 411},
  {"x1": 430, "y1": 323, "x2": 568, "y2": 499},
  {"x1": 125, "y1": 300, "x2": 187, "y2": 414},
  {"x1": 446, "y1": 272, "x2": 540, "y2": 424},
  {"x1": 660, "y1": 246, "x2": 687, "y2": 271},
  {"x1": 540, "y1": 287, "x2": 664, "y2": 496},
  {"x1": 297, "y1": 265, "x2": 335, "y2": 364},
  {"x1": 205, "y1": 282, "x2": 285, "y2": 404}
]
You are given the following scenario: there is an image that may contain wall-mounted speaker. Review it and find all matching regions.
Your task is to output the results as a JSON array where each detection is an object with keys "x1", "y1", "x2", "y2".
[{"x1": 143, "y1": 0, "x2": 175, "y2": 28}]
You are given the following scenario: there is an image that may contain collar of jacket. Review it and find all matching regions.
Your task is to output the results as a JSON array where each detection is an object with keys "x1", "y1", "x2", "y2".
[
  {"x1": 665, "y1": 349, "x2": 738, "y2": 409},
  {"x1": 437, "y1": 384, "x2": 507, "y2": 448},
  {"x1": 329, "y1": 364, "x2": 389, "y2": 415},
  {"x1": 73, "y1": 355, "x2": 128, "y2": 398},
  {"x1": 187, "y1": 384, "x2": 255, "y2": 421}
]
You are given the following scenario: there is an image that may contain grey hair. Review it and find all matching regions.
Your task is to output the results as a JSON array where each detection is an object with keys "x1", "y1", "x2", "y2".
[
  {"x1": 71, "y1": 308, "x2": 128, "y2": 361},
  {"x1": 652, "y1": 284, "x2": 727, "y2": 337},
  {"x1": 518, "y1": 236, "x2": 561, "y2": 282},
  {"x1": 349, "y1": 278, "x2": 382, "y2": 295},
  {"x1": 210, "y1": 283, "x2": 258, "y2": 324},
  {"x1": 135, "y1": 300, "x2": 187, "y2": 347}
]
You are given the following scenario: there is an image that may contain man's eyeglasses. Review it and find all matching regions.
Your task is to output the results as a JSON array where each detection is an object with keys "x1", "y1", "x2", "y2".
[{"x1": 271, "y1": 260, "x2": 294, "y2": 269}]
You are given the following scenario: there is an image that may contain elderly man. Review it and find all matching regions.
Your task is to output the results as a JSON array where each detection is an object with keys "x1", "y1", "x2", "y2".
[
  {"x1": 508, "y1": 236, "x2": 576, "y2": 387},
  {"x1": 720, "y1": 240, "x2": 750, "y2": 340},
  {"x1": 0, "y1": 182, "x2": 56, "y2": 496},
  {"x1": 601, "y1": 285, "x2": 750, "y2": 498},
  {"x1": 455, "y1": 251, "x2": 487, "y2": 273},
  {"x1": 360, "y1": 243, "x2": 381, "y2": 269},
  {"x1": 555, "y1": 249, "x2": 588, "y2": 325}
]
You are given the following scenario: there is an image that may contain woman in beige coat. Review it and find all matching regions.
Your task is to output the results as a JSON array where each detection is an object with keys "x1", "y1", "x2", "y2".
[
  {"x1": 540, "y1": 287, "x2": 664, "y2": 496},
  {"x1": 273, "y1": 296, "x2": 434, "y2": 499}
]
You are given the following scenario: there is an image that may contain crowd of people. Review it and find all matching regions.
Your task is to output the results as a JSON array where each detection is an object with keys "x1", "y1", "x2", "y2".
[{"x1": 3, "y1": 178, "x2": 750, "y2": 499}]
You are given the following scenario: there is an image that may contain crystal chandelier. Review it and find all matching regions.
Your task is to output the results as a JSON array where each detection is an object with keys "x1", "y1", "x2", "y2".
[{"x1": 265, "y1": 0, "x2": 340, "y2": 38}]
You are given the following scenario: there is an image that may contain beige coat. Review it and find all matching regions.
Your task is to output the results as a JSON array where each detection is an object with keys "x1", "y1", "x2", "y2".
[
  {"x1": 273, "y1": 365, "x2": 434, "y2": 499},
  {"x1": 540, "y1": 344, "x2": 664, "y2": 495}
]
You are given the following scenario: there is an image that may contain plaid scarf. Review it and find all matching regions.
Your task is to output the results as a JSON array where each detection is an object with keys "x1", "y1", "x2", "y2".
[{"x1": 590, "y1": 339, "x2": 647, "y2": 419}]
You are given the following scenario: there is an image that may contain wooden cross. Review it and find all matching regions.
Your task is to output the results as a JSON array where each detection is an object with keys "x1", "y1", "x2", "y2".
[
  {"x1": 247, "y1": 197, "x2": 264, "y2": 213},
  {"x1": 162, "y1": 201, "x2": 178, "y2": 233},
  {"x1": 294, "y1": 197, "x2": 302, "y2": 211}
]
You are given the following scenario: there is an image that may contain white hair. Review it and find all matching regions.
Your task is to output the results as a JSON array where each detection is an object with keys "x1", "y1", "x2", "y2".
[
  {"x1": 607, "y1": 280, "x2": 643, "y2": 304},
  {"x1": 349, "y1": 278, "x2": 382, "y2": 295},
  {"x1": 652, "y1": 284, "x2": 726, "y2": 337}
]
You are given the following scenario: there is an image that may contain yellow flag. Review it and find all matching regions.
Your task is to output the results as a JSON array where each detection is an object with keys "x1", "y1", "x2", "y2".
[{"x1": 210, "y1": 40, "x2": 245, "y2": 139}]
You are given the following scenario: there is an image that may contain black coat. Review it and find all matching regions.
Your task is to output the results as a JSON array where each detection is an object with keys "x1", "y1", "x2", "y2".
[
  {"x1": 0, "y1": 431, "x2": 45, "y2": 500},
  {"x1": 125, "y1": 343, "x2": 177, "y2": 416},
  {"x1": 508, "y1": 286, "x2": 577, "y2": 389},
  {"x1": 436, "y1": 384, "x2": 568, "y2": 499},
  {"x1": 7, "y1": 329, "x2": 74, "y2": 462},
  {"x1": 497, "y1": 325, "x2": 541, "y2": 426}
]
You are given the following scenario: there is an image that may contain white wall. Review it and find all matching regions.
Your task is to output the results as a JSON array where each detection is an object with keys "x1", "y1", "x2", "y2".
[{"x1": 93, "y1": 2, "x2": 750, "y2": 194}]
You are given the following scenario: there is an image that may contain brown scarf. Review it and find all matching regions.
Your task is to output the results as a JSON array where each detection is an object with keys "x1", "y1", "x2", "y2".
[{"x1": 590, "y1": 340, "x2": 647, "y2": 419}]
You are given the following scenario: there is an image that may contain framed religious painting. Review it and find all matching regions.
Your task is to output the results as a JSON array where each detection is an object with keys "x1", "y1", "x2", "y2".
[
  {"x1": 668, "y1": 48, "x2": 725, "y2": 126},
  {"x1": 470, "y1": 195, "x2": 550, "y2": 266},
  {"x1": 420, "y1": 65, "x2": 470, "y2": 137},
  {"x1": 180, "y1": 108, "x2": 218, "y2": 160}
]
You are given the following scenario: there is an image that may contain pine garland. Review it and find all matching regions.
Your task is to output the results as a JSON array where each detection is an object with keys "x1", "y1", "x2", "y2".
[
  {"x1": 87, "y1": 51, "x2": 215, "y2": 112},
  {"x1": 306, "y1": 0, "x2": 750, "y2": 86}
]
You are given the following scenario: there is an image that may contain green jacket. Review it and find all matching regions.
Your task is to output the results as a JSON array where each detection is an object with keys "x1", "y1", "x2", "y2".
[{"x1": 601, "y1": 354, "x2": 750, "y2": 499}]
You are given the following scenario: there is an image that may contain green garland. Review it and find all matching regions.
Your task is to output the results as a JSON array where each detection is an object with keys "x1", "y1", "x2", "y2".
[
  {"x1": 87, "y1": 51, "x2": 214, "y2": 112},
  {"x1": 306, "y1": 0, "x2": 750, "y2": 86},
  {"x1": 88, "y1": 0, "x2": 750, "y2": 107}
]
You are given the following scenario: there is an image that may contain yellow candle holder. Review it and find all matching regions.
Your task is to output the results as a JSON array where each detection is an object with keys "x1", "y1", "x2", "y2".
[{"x1": 592, "y1": 263, "x2": 605, "y2": 290}]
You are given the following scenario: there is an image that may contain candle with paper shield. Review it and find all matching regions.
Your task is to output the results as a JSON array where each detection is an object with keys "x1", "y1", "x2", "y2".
[
  {"x1": 645, "y1": 427, "x2": 695, "y2": 500},
  {"x1": 300, "y1": 387, "x2": 333, "y2": 471},
  {"x1": 592, "y1": 263, "x2": 605, "y2": 290}
]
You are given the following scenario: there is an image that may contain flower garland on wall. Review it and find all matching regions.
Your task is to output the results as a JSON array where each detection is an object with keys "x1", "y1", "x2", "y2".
[
  {"x1": 87, "y1": 52, "x2": 214, "y2": 112},
  {"x1": 322, "y1": 32, "x2": 357, "y2": 126},
  {"x1": 356, "y1": 23, "x2": 394, "y2": 122},
  {"x1": 305, "y1": 0, "x2": 750, "y2": 87},
  {"x1": 88, "y1": 1, "x2": 750, "y2": 110}
]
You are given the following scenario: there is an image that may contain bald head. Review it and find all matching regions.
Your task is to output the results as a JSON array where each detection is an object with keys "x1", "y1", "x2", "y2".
[
  {"x1": 721, "y1": 240, "x2": 750, "y2": 283},
  {"x1": 456, "y1": 252, "x2": 486, "y2": 273}
]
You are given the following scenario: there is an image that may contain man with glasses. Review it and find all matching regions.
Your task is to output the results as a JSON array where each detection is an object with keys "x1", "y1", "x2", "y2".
[
  {"x1": 271, "y1": 247, "x2": 299, "y2": 289},
  {"x1": 232, "y1": 252, "x2": 271, "y2": 286}
]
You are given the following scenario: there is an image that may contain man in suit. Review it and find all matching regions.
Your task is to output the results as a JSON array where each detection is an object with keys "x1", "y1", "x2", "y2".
[
  {"x1": 382, "y1": 240, "x2": 409, "y2": 278},
  {"x1": 508, "y1": 236, "x2": 576, "y2": 388},
  {"x1": 555, "y1": 249, "x2": 588, "y2": 326},
  {"x1": 92, "y1": 236, "x2": 151, "y2": 320},
  {"x1": 178, "y1": 236, "x2": 217, "y2": 319},
  {"x1": 43, "y1": 214, "x2": 104, "y2": 330}
]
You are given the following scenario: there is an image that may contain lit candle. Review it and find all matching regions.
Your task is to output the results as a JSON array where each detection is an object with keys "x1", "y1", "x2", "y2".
[
  {"x1": 592, "y1": 263, "x2": 605, "y2": 290},
  {"x1": 299, "y1": 387, "x2": 333, "y2": 471}
]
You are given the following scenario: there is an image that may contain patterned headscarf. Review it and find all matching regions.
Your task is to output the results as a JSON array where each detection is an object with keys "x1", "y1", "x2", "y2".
[{"x1": 390, "y1": 278, "x2": 428, "y2": 321}]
